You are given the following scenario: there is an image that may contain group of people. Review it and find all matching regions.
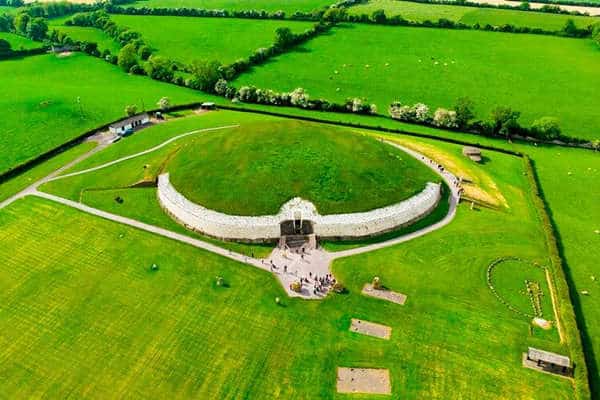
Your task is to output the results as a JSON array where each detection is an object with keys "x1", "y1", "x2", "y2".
[{"x1": 296, "y1": 272, "x2": 336, "y2": 296}]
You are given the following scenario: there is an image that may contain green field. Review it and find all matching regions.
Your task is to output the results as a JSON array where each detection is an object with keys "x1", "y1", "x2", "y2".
[
  {"x1": 0, "y1": 52, "x2": 207, "y2": 176},
  {"x1": 526, "y1": 145, "x2": 600, "y2": 393},
  {"x1": 110, "y1": 15, "x2": 315, "y2": 64},
  {"x1": 235, "y1": 24, "x2": 600, "y2": 141},
  {"x1": 0, "y1": 32, "x2": 43, "y2": 50},
  {"x1": 129, "y1": 0, "x2": 335, "y2": 12},
  {"x1": 348, "y1": 0, "x2": 599, "y2": 31},
  {"x1": 0, "y1": 128, "x2": 574, "y2": 397},
  {"x1": 48, "y1": 22, "x2": 121, "y2": 53}
]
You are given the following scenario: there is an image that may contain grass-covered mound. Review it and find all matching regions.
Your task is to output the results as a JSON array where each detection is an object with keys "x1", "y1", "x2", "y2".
[{"x1": 166, "y1": 119, "x2": 438, "y2": 215}]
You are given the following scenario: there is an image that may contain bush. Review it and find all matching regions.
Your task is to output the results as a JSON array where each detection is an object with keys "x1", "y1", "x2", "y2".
[{"x1": 531, "y1": 117, "x2": 561, "y2": 140}]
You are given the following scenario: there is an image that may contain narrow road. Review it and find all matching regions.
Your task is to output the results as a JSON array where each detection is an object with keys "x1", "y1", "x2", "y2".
[{"x1": 458, "y1": 0, "x2": 600, "y2": 15}]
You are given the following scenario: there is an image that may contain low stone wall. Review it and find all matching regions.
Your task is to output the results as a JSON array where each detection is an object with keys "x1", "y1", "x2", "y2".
[{"x1": 157, "y1": 173, "x2": 441, "y2": 242}]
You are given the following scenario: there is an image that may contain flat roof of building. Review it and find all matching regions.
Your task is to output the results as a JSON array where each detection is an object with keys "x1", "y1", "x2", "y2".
[{"x1": 109, "y1": 113, "x2": 149, "y2": 129}]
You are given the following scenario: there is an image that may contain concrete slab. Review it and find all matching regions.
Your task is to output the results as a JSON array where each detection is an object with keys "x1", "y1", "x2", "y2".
[
  {"x1": 362, "y1": 283, "x2": 407, "y2": 305},
  {"x1": 350, "y1": 318, "x2": 391, "y2": 340},
  {"x1": 336, "y1": 367, "x2": 391, "y2": 395}
]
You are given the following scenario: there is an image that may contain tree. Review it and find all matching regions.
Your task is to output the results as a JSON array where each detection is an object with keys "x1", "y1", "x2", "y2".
[
  {"x1": 491, "y1": 106, "x2": 521, "y2": 139},
  {"x1": 274, "y1": 27, "x2": 295, "y2": 49},
  {"x1": 26, "y1": 17, "x2": 48, "y2": 41},
  {"x1": 562, "y1": 19, "x2": 577, "y2": 36},
  {"x1": 124, "y1": 104, "x2": 137, "y2": 116},
  {"x1": 0, "y1": 14, "x2": 13, "y2": 32},
  {"x1": 157, "y1": 97, "x2": 170, "y2": 111},
  {"x1": 144, "y1": 56, "x2": 173, "y2": 81},
  {"x1": 371, "y1": 9, "x2": 387, "y2": 24},
  {"x1": 433, "y1": 108, "x2": 458, "y2": 129},
  {"x1": 138, "y1": 45, "x2": 152, "y2": 60},
  {"x1": 0, "y1": 39, "x2": 11, "y2": 58},
  {"x1": 13, "y1": 12, "x2": 30, "y2": 35},
  {"x1": 118, "y1": 43, "x2": 138, "y2": 72},
  {"x1": 322, "y1": 7, "x2": 347, "y2": 23},
  {"x1": 531, "y1": 117, "x2": 561, "y2": 140},
  {"x1": 454, "y1": 97, "x2": 475, "y2": 129},
  {"x1": 189, "y1": 59, "x2": 222, "y2": 92},
  {"x1": 214, "y1": 78, "x2": 228, "y2": 95}
]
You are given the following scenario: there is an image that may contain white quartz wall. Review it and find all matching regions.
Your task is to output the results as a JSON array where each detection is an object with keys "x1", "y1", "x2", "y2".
[{"x1": 158, "y1": 173, "x2": 441, "y2": 241}]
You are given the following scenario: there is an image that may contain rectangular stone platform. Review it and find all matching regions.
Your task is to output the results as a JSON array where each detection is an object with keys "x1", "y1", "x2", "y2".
[
  {"x1": 336, "y1": 367, "x2": 391, "y2": 395},
  {"x1": 350, "y1": 318, "x2": 391, "y2": 340},
  {"x1": 362, "y1": 283, "x2": 407, "y2": 305}
]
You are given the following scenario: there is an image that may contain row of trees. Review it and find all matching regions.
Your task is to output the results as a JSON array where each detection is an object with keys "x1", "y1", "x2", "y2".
[
  {"x1": 331, "y1": 7, "x2": 597, "y2": 38},
  {"x1": 389, "y1": 98, "x2": 563, "y2": 141},
  {"x1": 106, "y1": 4, "x2": 323, "y2": 21}
]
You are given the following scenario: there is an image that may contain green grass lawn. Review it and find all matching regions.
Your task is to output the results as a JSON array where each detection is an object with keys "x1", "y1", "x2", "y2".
[
  {"x1": 525, "y1": 145, "x2": 600, "y2": 395},
  {"x1": 0, "y1": 137, "x2": 574, "y2": 397},
  {"x1": 110, "y1": 15, "x2": 315, "y2": 65},
  {"x1": 0, "y1": 142, "x2": 96, "y2": 203},
  {"x1": 128, "y1": 0, "x2": 335, "y2": 12},
  {"x1": 48, "y1": 22, "x2": 121, "y2": 53},
  {"x1": 0, "y1": 52, "x2": 207, "y2": 177},
  {"x1": 0, "y1": 32, "x2": 43, "y2": 50},
  {"x1": 348, "y1": 0, "x2": 598, "y2": 31},
  {"x1": 234, "y1": 24, "x2": 600, "y2": 141}
]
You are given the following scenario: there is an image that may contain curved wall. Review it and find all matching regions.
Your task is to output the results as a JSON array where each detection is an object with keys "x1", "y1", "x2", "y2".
[{"x1": 158, "y1": 173, "x2": 441, "y2": 242}]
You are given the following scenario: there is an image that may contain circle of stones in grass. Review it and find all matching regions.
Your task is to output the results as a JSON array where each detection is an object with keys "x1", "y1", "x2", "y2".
[{"x1": 486, "y1": 257, "x2": 549, "y2": 320}]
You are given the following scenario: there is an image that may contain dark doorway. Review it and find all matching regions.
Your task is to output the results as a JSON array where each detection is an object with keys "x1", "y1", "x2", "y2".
[{"x1": 280, "y1": 220, "x2": 314, "y2": 236}]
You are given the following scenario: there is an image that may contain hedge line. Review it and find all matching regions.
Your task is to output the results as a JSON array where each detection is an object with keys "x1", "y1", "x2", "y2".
[
  {"x1": 396, "y1": 0, "x2": 596, "y2": 16},
  {"x1": 523, "y1": 155, "x2": 591, "y2": 400},
  {"x1": 0, "y1": 46, "x2": 46, "y2": 60}
]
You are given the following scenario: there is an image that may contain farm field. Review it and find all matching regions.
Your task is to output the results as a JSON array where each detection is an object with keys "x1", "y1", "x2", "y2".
[
  {"x1": 0, "y1": 32, "x2": 43, "y2": 50},
  {"x1": 0, "y1": 52, "x2": 207, "y2": 177},
  {"x1": 235, "y1": 23, "x2": 600, "y2": 141},
  {"x1": 128, "y1": 0, "x2": 335, "y2": 12},
  {"x1": 110, "y1": 15, "x2": 315, "y2": 64},
  {"x1": 48, "y1": 21, "x2": 121, "y2": 53},
  {"x1": 0, "y1": 130, "x2": 575, "y2": 397},
  {"x1": 526, "y1": 146, "x2": 600, "y2": 394},
  {"x1": 348, "y1": 0, "x2": 599, "y2": 30}
]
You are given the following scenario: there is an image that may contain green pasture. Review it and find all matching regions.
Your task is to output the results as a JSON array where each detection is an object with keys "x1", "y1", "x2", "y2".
[
  {"x1": 128, "y1": 0, "x2": 334, "y2": 12},
  {"x1": 0, "y1": 32, "x2": 43, "y2": 50},
  {"x1": 48, "y1": 21, "x2": 122, "y2": 53},
  {"x1": 348, "y1": 0, "x2": 598, "y2": 31},
  {"x1": 0, "y1": 53, "x2": 206, "y2": 177},
  {"x1": 0, "y1": 133, "x2": 573, "y2": 397},
  {"x1": 235, "y1": 23, "x2": 600, "y2": 141},
  {"x1": 110, "y1": 15, "x2": 315, "y2": 64}
]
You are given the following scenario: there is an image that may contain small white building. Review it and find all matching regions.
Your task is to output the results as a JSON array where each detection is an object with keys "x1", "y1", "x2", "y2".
[{"x1": 109, "y1": 113, "x2": 150, "y2": 135}]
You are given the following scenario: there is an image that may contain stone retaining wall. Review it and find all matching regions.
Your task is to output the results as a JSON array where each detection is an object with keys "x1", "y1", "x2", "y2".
[{"x1": 157, "y1": 173, "x2": 441, "y2": 242}]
